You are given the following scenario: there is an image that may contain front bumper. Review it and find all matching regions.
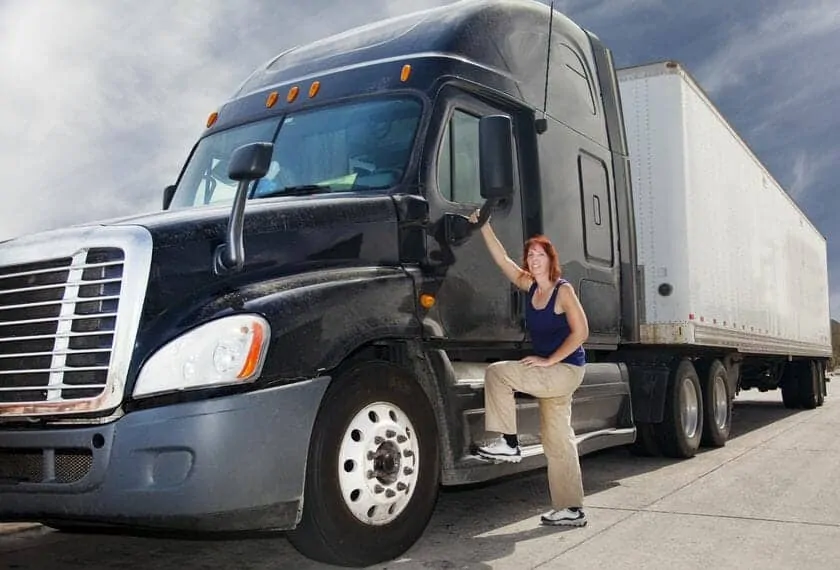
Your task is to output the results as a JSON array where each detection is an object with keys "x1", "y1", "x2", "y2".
[{"x1": 0, "y1": 377, "x2": 330, "y2": 532}]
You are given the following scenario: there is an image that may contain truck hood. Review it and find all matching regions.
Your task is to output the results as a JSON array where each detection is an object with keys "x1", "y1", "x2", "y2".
[{"x1": 111, "y1": 194, "x2": 403, "y2": 355}]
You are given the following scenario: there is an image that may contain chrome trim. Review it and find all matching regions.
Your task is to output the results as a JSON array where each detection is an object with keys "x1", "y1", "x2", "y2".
[
  {"x1": 1, "y1": 312, "x2": 119, "y2": 327},
  {"x1": 0, "y1": 295, "x2": 121, "y2": 312},
  {"x1": 0, "y1": 276, "x2": 121, "y2": 296},
  {"x1": 0, "y1": 259, "x2": 122, "y2": 281},
  {"x1": 0, "y1": 224, "x2": 152, "y2": 417}
]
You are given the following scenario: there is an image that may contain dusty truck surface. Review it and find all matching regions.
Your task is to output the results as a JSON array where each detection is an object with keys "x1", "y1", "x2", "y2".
[{"x1": 0, "y1": 0, "x2": 831, "y2": 566}]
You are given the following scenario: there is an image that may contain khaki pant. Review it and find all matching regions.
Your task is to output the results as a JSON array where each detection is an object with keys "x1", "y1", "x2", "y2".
[{"x1": 484, "y1": 360, "x2": 586, "y2": 509}]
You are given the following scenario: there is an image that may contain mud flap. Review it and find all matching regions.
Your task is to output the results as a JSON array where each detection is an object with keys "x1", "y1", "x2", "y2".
[{"x1": 628, "y1": 364, "x2": 670, "y2": 424}]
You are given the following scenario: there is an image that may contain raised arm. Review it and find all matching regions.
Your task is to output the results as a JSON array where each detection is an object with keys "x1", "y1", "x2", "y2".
[{"x1": 469, "y1": 209, "x2": 531, "y2": 291}]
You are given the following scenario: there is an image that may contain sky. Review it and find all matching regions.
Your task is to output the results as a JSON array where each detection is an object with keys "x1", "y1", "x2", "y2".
[{"x1": 0, "y1": 0, "x2": 838, "y2": 317}]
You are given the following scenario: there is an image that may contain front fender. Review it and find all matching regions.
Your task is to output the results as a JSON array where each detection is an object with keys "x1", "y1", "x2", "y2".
[{"x1": 236, "y1": 267, "x2": 422, "y2": 379}]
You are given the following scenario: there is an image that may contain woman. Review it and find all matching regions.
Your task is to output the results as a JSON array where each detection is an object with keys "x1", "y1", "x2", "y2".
[{"x1": 469, "y1": 209, "x2": 590, "y2": 527}]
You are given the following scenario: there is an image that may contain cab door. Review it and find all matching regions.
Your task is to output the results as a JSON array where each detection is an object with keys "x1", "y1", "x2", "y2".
[{"x1": 420, "y1": 86, "x2": 526, "y2": 343}]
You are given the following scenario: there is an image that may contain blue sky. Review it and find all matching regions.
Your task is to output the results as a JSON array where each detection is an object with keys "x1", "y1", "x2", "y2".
[{"x1": 1, "y1": 0, "x2": 838, "y2": 317}]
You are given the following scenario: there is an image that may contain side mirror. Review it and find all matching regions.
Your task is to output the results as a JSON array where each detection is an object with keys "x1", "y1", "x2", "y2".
[
  {"x1": 214, "y1": 142, "x2": 275, "y2": 274},
  {"x1": 479, "y1": 115, "x2": 515, "y2": 201},
  {"x1": 162, "y1": 185, "x2": 176, "y2": 210},
  {"x1": 228, "y1": 142, "x2": 274, "y2": 181}
]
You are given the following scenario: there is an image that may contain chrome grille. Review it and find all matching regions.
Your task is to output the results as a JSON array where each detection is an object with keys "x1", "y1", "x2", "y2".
[
  {"x1": 0, "y1": 248, "x2": 124, "y2": 403},
  {"x1": 0, "y1": 225, "x2": 152, "y2": 417}
]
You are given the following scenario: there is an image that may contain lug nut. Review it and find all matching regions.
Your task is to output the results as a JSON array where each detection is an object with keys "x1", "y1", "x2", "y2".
[
  {"x1": 385, "y1": 489, "x2": 396, "y2": 498},
  {"x1": 404, "y1": 467, "x2": 414, "y2": 475},
  {"x1": 397, "y1": 482, "x2": 407, "y2": 491},
  {"x1": 367, "y1": 451, "x2": 376, "y2": 460},
  {"x1": 366, "y1": 470, "x2": 375, "y2": 479},
  {"x1": 397, "y1": 435, "x2": 407, "y2": 443},
  {"x1": 386, "y1": 430, "x2": 396, "y2": 439},
  {"x1": 403, "y1": 450, "x2": 414, "y2": 458},
  {"x1": 374, "y1": 436, "x2": 384, "y2": 444},
  {"x1": 374, "y1": 485, "x2": 384, "y2": 494}
]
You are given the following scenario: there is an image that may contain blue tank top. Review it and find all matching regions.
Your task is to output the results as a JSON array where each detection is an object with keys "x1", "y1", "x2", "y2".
[{"x1": 525, "y1": 279, "x2": 586, "y2": 366}]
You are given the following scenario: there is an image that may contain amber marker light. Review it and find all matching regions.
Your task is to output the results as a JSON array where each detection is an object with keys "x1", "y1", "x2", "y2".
[
  {"x1": 309, "y1": 81, "x2": 321, "y2": 98},
  {"x1": 266, "y1": 91, "x2": 279, "y2": 108},
  {"x1": 206, "y1": 111, "x2": 218, "y2": 128},
  {"x1": 237, "y1": 322, "x2": 266, "y2": 380},
  {"x1": 287, "y1": 86, "x2": 300, "y2": 102},
  {"x1": 419, "y1": 293, "x2": 436, "y2": 309},
  {"x1": 400, "y1": 64, "x2": 412, "y2": 82}
]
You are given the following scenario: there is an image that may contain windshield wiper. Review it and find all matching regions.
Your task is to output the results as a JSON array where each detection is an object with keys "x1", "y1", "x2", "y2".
[{"x1": 257, "y1": 185, "x2": 332, "y2": 198}]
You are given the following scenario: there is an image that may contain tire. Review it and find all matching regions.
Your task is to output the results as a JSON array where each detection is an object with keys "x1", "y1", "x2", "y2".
[
  {"x1": 781, "y1": 377, "x2": 800, "y2": 409},
  {"x1": 629, "y1": 422, "x2": 660, "y2": 457},
  {"x1": 656, "y1": 359, "x2": 703, "y2": 458},
  {"x1": 799, "y1": 361, "x2": 819, "y2": 410},
  {"x1": 699, "y1": 360, "x2": 732, "y2": 448},
  {"x1": 286, "y1": 360, "x2": 440, "y2": 567},
  {"x1": 815, "y1": 361, "x2": 826, "y2": 407}
]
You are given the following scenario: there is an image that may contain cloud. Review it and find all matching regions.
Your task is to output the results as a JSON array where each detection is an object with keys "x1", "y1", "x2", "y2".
[
  {"x1": 696, "y1": 1, "x2": 839, "y2": 95},
  {"x1": 788, "y1": 152, "x2": 835, "y2": 199},
  {"x1": 0, "y1": 0, "x2": 451, "y2": 242}
]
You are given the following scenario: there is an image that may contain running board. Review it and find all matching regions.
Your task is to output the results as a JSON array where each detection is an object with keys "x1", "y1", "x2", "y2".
[
  {"x1": 441, "y1": 427, "x2": 637, "y2": 486},
  {"x1": 504, "y1": 427, "x2": 637, "y2": 459}
]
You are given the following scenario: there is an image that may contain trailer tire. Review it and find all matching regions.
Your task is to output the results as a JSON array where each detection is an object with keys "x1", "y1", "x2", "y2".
[
  {"x1": 699, "y1": 360, "x2": 732, "y2": 448},
  {"x1": 800, "y1": 361, "x2": 820, "y2": 410},
  {"x1": 781, "y1": 375, "x2": 800, "y2": 409},
  {"x1": 815, "y1": 361, "x2": 826, "y2": 407},
  {"x1": 286, "y1": 360, "x2": 440, "y2": 567},
  {"x1": 657, "y1": 359, "x2": 703, "y2": 458}
]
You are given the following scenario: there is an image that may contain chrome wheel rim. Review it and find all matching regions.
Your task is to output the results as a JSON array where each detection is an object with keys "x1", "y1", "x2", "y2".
[
  {"x1": 338, "y1": 401, "x2": 420, "y2": 526},
  {"x1": 713, "y1": 375, "x2": 729, "y2": 430},
  {"x1": 681, "y1": 377, "x2": 700, "y2": 439}
]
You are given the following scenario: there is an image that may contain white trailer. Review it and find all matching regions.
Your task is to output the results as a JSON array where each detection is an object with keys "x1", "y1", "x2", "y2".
[{"x1": 617, "y1": 61, "x2": 832, "y2": 360}]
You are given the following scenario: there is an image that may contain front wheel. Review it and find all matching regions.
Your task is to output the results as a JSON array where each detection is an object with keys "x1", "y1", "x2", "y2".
[{"x1": 286, "y1": 360, "x2": 440, "y2": 567}]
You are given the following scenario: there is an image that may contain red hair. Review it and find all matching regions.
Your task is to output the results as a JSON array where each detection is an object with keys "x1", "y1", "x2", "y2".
[{"x1": 521, "y1": 235, "x2": 561, "y2": 282}]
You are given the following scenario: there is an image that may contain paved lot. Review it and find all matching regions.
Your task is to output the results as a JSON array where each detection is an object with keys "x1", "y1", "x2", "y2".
[{"x1": 2, "y1": 388, "x2": 838, "y2": 569}]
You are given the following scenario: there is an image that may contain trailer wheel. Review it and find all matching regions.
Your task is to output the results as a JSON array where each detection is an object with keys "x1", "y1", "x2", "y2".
[
  {"x1": 799, "y1": 361, "x2": 820, "y2": 410},
  {"x1": 781, "y1": 365, "x2": 801, "y2": 409},
  {"x1": 657, "y1": 359, "x2": 703, "y2": 458},
  {"x1": 699, "y1": 360, "x2": 732, "y2": 447},
  {"x1": 286, "y1": 360, "x2": 440, "y2": 567},
  {"x1": 814, "y1": 361, "x2": 826, "y2": 407}
]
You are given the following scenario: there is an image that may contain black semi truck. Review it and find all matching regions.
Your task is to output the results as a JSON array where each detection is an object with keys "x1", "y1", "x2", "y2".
[{"x1": 0, "y1": 0, "x2": 831, "y2": 566}]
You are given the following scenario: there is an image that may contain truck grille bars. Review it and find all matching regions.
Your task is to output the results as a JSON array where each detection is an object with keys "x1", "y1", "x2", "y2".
[
  {"x1": 0, "y1": 248, "x2": 123, "y2": 404},
  {"x1": 0, "y1": 226, "x2": 152, "y2": 418}
]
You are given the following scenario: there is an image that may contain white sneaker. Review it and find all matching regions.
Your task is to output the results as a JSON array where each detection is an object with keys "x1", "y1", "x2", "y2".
[
  {"x1": 476, "y1": 436, "x2": 521, "y2": 463},
  {"x1": 540, "y1": 508, "x2": 587, "y2": 527}
]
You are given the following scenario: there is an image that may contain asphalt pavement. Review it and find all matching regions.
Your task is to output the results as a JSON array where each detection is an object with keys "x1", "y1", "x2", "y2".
[{"x1": 1, "y1": 387, "x2": 838, "y2": 569}]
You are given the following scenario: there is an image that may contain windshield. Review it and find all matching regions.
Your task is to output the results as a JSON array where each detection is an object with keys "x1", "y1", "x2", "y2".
[{"x1": 170, "y1": 96, "x2": 423, "y2": 209}]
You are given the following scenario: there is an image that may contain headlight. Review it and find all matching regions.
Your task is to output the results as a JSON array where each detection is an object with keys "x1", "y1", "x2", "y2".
[{"x1": 133, "y1": 314, "x2": 270, "y2": 398}]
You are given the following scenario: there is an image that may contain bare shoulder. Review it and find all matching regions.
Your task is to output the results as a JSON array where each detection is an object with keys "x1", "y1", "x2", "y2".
[
  {"x1": 556, "y1": 280, "x2": 582, "y2": 310},
  {"x1": 558, "y1": 280, "x2": 577, "y2": 296}
]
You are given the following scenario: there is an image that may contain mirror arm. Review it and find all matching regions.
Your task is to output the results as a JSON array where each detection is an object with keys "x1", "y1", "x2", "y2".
[{"x1": 213, "y1": 179, "x2": 252, "y2": 274}]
